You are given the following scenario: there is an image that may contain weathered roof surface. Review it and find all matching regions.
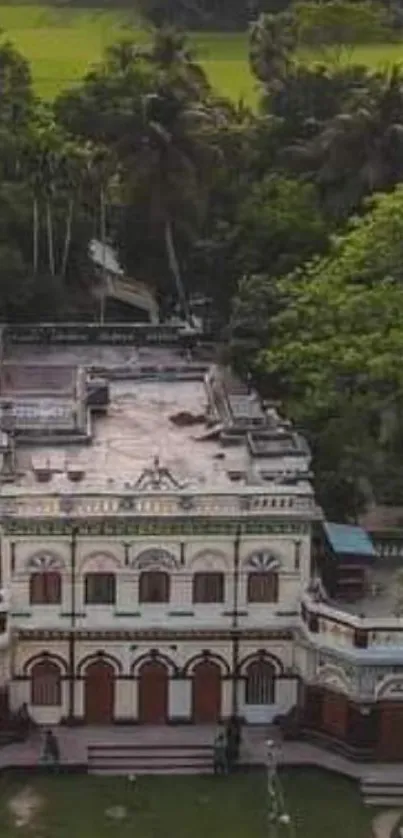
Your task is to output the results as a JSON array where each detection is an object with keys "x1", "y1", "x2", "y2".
[
  {"x1": 324, "y1": 522, "x2": 377, "y2": 558},
  {"x1": 0, "y1": 344, "x2": 315, "y2": 498}
]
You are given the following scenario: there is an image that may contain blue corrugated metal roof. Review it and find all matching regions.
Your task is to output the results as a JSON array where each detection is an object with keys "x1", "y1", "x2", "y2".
[{"x1": 324, "y1": 522, "x2": 376, "y2": 558}]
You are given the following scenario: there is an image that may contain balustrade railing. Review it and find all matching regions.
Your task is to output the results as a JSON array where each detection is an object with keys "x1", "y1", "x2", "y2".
[
  {"x1": 300, "y1": 592, "x2": 403, "y2": 650},
  {"x1": 0, "y1": 491, "x2": 319, "y2": 519}
]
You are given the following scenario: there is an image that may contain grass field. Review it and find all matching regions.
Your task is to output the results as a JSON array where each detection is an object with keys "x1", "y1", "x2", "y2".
[
  {"x1": 0, "y1": 769, "x2": 372, "y2": 838},
  {"x1": 1, "y1": 5, "x2": 403, "y2": 103},
  {"x1": 0, "y1": 5, "x2": 257, "y2": 101}
]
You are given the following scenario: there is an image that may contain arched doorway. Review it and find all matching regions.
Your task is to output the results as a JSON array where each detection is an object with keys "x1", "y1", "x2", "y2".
[
  {"x1": 138, "y1": 660, "x2": 168, "y2": 723},
  {"x1": 244, "y1": 659, "x2": 276, "y2": 723},
  {"x1": 31, "y1": 660, "x2": 61, "y2": 707},
  {"x1": 192, "y1": 660, "x2": 221, "y2": 723},
  {"x1": 245, "y1": 660, "x2": 275, "y2": 705},
  {"x1": 84, "y1": 659, "x2": 115, "y2": 724}
]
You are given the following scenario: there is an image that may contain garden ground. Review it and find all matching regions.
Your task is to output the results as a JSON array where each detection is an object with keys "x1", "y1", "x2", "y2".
[
  {"x1": 1, "y1": 5, "x2": 403, "y2": 103},
  {"x1": 0, "y1": 768, "x2": 372, "y2": 838}
]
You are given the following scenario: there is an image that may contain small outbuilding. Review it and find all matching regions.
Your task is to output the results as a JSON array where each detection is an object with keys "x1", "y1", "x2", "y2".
[{"x1": 318, "y1": 522, "x2": 377, "y2": 601}]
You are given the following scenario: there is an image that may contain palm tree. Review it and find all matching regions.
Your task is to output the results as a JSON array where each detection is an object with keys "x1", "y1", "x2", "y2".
[
  {"x1": 123, "y1": 84, "x2": 220, "y2": 323},
  {"x1": 249, "y1": 12, "x2": 297, "y2": 91},
  {"x1": 290, "y1": 66, "x2": 403, "y2": 218},
  {"x1": 25, "y1": 114, "x2": 65, "y2": 277},
  {"x1": 147, "y1": 26, "x2": 209, "y2": 98},
  {"x1": 82, "y1": 142, "x2": 118, "y2": 322},
  {"x1": 58, "y1": 142, "x2": 90, "y2": 280}
]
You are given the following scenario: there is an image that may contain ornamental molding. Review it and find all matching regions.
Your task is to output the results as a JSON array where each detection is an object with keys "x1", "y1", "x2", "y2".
[
  {"x1": 80, "y1": 551, "x2": 122, "y2": 572},
  {"x1": 4, "y1": 518, "x2": 310, "y2": 538},
  {"x1": 376, "y1": 675, "x2": 403, "y2": 700},
  {"x1": 244, "y1": 550, "x2": 282, "y2": 571},
  {"x1": 316, "y1": 664, "x2": 352, "y2": 695},
  {"x1": 16, "y1": 628, "x2": 294, "y2": 642},
  {"x1": 134, "y1": 457, "x2": 184, "y2": 492},
  {"x1": 26, "y1": 551, "x2": 65, "y2": 571},
  {"x1": 189, "y1": 549, "x2": 229, "y2": 570},
  {"x1": 131, "y1": 548, "x2": 180, "y2": 571}
]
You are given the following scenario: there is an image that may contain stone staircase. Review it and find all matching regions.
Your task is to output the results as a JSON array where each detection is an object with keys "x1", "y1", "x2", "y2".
[
  {"x1": 87, "y1": 742, "x2": 215, "y2": 775},
  {"x1": 361, "y1": 775, "x2": 403, "y2": 806}
]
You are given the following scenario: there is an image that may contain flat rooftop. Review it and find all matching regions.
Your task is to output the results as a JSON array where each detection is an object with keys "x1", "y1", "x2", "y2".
[
  {"x1": 1, "y1": 344, "x2": 313, "y2": 495},
  {"x1": 328, "y1": 555, "x2": 403, "y2": 619},
  {"x1": 0, "y1": 363, "x2": 76, "y2": 395}
]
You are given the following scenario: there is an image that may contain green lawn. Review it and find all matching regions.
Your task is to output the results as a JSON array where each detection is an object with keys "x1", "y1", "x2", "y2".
[
  {"x1": 1, "y1": 5, "x2": 403, "y2": 104},
  {"x1": 0, "y1": 5, "x2": 257, "y2": 101},
  {"x1": 0, "y1": 769, "x2": 372, "y2": 838}
]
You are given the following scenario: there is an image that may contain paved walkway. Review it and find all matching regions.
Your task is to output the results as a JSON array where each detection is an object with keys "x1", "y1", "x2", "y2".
[
  {"x1": 0, "y1": 726, "x2": 402, "y2": 785},
  {"x1": 372, "y1": 810, "x2": 401, "y2": 838}
]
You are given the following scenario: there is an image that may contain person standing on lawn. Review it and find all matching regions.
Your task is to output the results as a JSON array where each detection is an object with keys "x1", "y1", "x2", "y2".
[
  {"x1": 225, "y1": 716, "x2": 242, "y2": 771},
  {"x1": 213, "y1": 730, "x2": 228, "y2": 776},
  {"x1": 42, "y1": 728, "x2": 60, "y2": 767}
]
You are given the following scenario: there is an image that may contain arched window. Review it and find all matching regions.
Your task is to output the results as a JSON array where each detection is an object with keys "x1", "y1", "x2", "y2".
[
  {"x1": 139, "y1": 571, "x2": 170, "y2": 603},
  {"x1": 85, "y1": 573, "x2": 116, "y2": 605},
  {"x1": 247, "y1": 572, "x2": 278, "y2": 603},
  {"x1": 245, "y1": 661, "x2": 275, "y2": 705},
  {"x1": 30, "y1": 572, "x2": 61, "y2": 605},
  {"x1": 31, "y1": 660, "x2": 61, "y2": 706},
  {"x1": 193, "y1": 572, "x2": 224, "y2": 603}
]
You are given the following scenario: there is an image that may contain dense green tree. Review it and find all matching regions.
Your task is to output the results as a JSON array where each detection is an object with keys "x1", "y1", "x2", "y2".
[
  {"x1": 241, "y1": 187, "x2": 403, "y2": 517},
  {"x1": 235, "y1": 174, "x2": 328, "y2": 275},
  {"x1": 294, "y1": 0, "x2": 391, "y2": 55},
  {"x1": 249, "y1": 12, "x2": 297, "y2": 90},
  {"x1": 291, "y1": 66, "x2": 403, "y2": 218},
  {"x1": 137, "y1": 0, "x2": 292, "y2": 32},
  {"x1": 120, "y1": 84, "x2": 222, "y2": 317}
]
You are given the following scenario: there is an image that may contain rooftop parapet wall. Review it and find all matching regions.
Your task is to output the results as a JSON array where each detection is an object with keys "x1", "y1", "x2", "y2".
[
  {"x1": 1, "y1": 322, "x2": 191, "y2": 346},
  {"x1": 300, "y1": 590, "x2": 403, "y2": 656},
  {"x1": 0, "y1": 489, "x2": 320, "y2": 518}
]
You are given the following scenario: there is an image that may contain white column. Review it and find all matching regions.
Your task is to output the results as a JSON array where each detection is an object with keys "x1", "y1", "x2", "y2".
[
  {"x1": 221, "y1": 679, "x2": 232, "y2": 719},
  {"x1": 115, "y1": 678, "x2": 134, "y2": 721},
  {"x1": 169, "y1": 678, "x2": 191, "y2": 720}
]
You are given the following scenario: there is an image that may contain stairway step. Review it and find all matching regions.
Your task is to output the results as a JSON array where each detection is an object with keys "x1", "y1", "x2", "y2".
[
  {"x1": 363, "y1": 796, "x2": 403, "y2": 807},
  {"x1": 87, "y1": 742, "x2": 216, "y2": 776},
  {"x1": 88, "y1": 754, "x2": 213, "y2": 765},
  {"x1": 88, "y1": 759, "x2": 212, "y2": 768},
  {"x1": 88, "y1": 742, "x2": 213, "y2": 753},
  {"x1": 88, "y1": 751, "x2": 213, "y2": 762},
  {"x1": 362, "y1": 784, "x2": 403, "y2": 792},
  {"x1": 88, "y1": 748, "x2": 213, "y2": 759},
  {"x1": 90, "y1": 766, "x2": 214, "y2": 776}
]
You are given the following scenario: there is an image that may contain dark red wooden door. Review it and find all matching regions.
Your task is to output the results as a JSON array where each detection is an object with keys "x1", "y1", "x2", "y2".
[
  {"x1": 192, "y1": 661, "x2": 221, "y2": 723},
  {"x1": 378, "y1": 703, "x2": 403, "y2": 759},
  {"x1": 138, "y1": 661, "x2": 168, "y2": 723},
  {"x1": 84, "y1": 660, "x2": 115, "y2": 724},
  {"x1": 322, "y1": 691, "x2": 348, "y2": 739}
]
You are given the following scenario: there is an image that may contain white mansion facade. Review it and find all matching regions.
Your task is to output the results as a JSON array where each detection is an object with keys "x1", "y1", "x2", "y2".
[{"x1": 0, "y1": 324, "x2": 402, "y2": 760}]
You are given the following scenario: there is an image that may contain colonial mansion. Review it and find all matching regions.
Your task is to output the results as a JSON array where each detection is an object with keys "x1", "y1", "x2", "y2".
[{"x1": 0, "y1": 323, "x2": 402, "y2": 761}]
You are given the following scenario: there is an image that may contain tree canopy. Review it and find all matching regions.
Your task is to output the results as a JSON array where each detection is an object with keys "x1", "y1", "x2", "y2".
[{"x1": 0, "y1": 6, "x2": 401, "y2": 518}]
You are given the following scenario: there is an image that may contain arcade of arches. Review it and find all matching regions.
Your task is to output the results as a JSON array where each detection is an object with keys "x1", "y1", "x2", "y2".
[{"x1": 29, "y1": 656, "x2": 277, "y2": 724}]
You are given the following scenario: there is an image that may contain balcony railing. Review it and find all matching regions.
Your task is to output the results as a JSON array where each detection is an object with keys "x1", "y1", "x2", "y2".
[{"x1": 300, "y1": 592, "x2": 403, "y2": 651}]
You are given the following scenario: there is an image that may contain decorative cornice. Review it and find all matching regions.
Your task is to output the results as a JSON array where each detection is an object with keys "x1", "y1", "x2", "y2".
[
  {"x1": 16, "y1": 628, "x2": 294, "y2": 642},
  {"x1": 3, "y1": 517, "x2": 310, "y2": 537}
]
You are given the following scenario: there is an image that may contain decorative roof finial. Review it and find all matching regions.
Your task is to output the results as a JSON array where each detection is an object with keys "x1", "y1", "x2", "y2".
[{"x1": 135, "y1": 456, "x2": 184, "y2": 491}]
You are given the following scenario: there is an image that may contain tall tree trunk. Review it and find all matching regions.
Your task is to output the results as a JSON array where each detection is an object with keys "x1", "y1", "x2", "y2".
[
  {"x1": 33, "y1": 197, "x2": 39, "y2": 276},
  {"x1": 46, "y1": 199, "x2": 55, "y2": 277},
  {"x1": 60, "y1": 198, "x2": 74, "y2": 280},
  {"x1": 164, "y1": 219, "x2": 191, "y2": 324},
  {"x1": 100, "y1": 186, "x2": 107, "y2": 324}
]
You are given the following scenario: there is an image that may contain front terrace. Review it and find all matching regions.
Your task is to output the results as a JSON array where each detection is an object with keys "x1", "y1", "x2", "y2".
[{"x1": 300, "y1": 548, "x2": 403, "y2": 655}]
